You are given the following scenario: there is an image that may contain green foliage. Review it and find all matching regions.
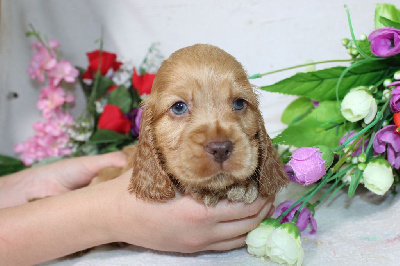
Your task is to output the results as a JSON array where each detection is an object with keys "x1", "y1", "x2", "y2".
[
  {"x1": 375, "y1": 3, "x2": 400, "y2": 29},
  {"x1": 108, "y1": 86, "x2": 132, "y2": 113},
  {"x1": 281, "y1": 97, "x2": 314, "y2": 125},
  {"x1": 260, "y1": 60, "x2": 397, "y2": 101},
  {"x1": 87, "y1": 129, "x2": 129, "y2": 144},
  {"x1": 273, "y1": 101, "x2": 349, "y2": 149},
  {"x1": 0, "y1": 155, "x2": 27, "y2": 177}
]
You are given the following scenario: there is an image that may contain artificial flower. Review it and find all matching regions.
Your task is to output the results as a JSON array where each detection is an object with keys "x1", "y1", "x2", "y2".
[
  {"x1": 47, "y1": 59, "x2": 79, "y2": 86},
  {"x1": 389, "y1": 81, "x2": 400, "y2": 112},
  {"x1": 275, "y1": 200, "x2": 317, "y2": 234},
  {"x1": 363, "y1": 158, "x2": 394, "y2": 195},
  {"x1": 37, "y1": 85, "x2": 74, "y2": 119},
  {"x1": 287, "y1": 146, "x2": 333, "y2": 185},
  {"x1": 265, "y1": 222, "x2": 304, "y2": 266},
  {"x1": 245, "y1": 218, "x2": 280, "y2": 257},
  {"x1": 340, "y1": 87, "x2": 377, "y2": 123},
  {"x1": 126, "y1": 107, "x2": 143, "y2": 137},
  {"x1": 373, "y1": 125, "x2": 400, "y2": 169},
  {"x1": 132, "y1": 68, "x2": 155, "y2": 96},
  {"x1": 98, "y1": 104, "x2": 132, "y2": 134},
  {"x1": 27, "y1": 44, "x2": 58, "y2": 83},
  {"x1": 339, "y1": 130, "x2": 369, "y2": 156},
  {"x1": 368, "y1": 27, "x2": 400, "y2": 57},
  {"x1": 82, "y1": 50, "x2": 122, "y2": 80}
]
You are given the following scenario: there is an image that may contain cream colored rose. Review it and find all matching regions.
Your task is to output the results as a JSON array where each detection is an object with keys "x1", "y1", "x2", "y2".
[
  {"x1": 341, "y1": 87, "x2": 377, "y2": 124},
  {"x1": 363, "y1": 159, "x2": 394, "y2": 195},
  {"x1": 265, "y1": 222, "x2": 304, "y2": 266},
  {"x1": 245, "y1": 223, "x2": 275, "y2": 257}
]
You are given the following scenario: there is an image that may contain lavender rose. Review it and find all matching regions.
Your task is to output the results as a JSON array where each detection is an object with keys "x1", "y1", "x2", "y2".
[
  {"x1": 287, "y1": 146, "x2": 333, "y2": 185},
  {"x1": 368, "y1": 27, "x2": 400, "y2": 57},
  {"x1": 373, "y1": 125, "x2": 400, "y2": 169},
  {"x1": 275, "y1": 200, "x2": 317, "y2": 234},
  {"x1": 126, "y1": 107, "x2": 143, "y2": 137},
  {"x1": 389, "y1": 81, "x2": 400, "y2": 113}
]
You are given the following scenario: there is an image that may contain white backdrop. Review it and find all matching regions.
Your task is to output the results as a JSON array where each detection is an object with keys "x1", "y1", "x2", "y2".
[{"x1": 2, "y1": 1, "x2": 400, "y2": 265}]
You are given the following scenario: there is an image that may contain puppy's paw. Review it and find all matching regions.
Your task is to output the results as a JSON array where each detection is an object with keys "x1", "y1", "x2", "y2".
[{"x1": 227, "y1": 182, "x2": 258, "y2": 204}]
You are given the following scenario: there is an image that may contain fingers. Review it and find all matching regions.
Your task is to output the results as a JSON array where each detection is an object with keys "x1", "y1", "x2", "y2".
[
  {"x1": 211, "y1": 195, "x2": 275, "y2": 222},
  {"x1": 202, "y1": 234, "x2": 247, "y2": 251},
  {"x1": 98, "y1": 151, "x2": 127, "y2": 168}
]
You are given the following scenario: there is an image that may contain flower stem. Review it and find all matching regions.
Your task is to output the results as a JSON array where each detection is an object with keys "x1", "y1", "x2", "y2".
[{"x1": 248, "y1": 59, "x2": 353, "y2": 79}]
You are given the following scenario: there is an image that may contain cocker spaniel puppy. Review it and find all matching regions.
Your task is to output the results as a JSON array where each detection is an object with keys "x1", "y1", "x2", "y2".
[{"x1": 96, "y1": 44, "x2": 288, "y2": 206}]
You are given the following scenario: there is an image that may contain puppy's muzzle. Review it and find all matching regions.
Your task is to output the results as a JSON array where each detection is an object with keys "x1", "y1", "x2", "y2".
[{"x1": 205, "y1": 140, "x2": 233, "y2": 163}]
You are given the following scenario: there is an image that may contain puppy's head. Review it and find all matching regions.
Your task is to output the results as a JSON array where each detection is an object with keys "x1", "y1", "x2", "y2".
[{"x1": 129, "y1": 44, "x2": 288, "y2": 201}]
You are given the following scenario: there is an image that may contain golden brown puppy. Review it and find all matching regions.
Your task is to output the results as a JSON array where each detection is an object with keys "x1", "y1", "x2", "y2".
[{"x1": 94, "y1": 44, "x2": 288, "y2": 206}]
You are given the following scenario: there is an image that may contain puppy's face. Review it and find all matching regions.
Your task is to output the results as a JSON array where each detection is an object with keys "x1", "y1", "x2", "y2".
[{"x1": 147, "y1": 45, "x2": 261, "y2": 190}]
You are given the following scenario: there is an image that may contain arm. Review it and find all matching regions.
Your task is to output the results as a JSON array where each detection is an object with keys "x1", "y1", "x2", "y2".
[{"x1": 0, "y1": 169, "x2": 275, "y2": 265}]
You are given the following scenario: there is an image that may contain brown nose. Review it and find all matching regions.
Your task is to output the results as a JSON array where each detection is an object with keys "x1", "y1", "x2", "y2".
[{"x1": 205, "y1": 141, "x2": 233, "y2": 163}]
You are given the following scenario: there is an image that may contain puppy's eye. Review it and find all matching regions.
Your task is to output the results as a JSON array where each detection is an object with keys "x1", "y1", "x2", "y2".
[
  {"x1": 233, "y1": 98, "x2": 246, "y2": 110},
  {"x1": 171, "y1": 102, "x2": 188, "y2": 115}
]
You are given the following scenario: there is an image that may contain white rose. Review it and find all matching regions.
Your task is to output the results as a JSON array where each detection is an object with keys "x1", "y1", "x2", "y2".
[
  {"x1": 340, "y1": 87, "x2": 377, "y2": 124},
  {"x1": 245, "y1": 218, "x2": 280, "y2": 257},
  {"x1": 265, "y1": 222, "x2": 304, "y2": 266},
  {"x1": 363, "y1": 159, "x2": 394, "y2": 195}
]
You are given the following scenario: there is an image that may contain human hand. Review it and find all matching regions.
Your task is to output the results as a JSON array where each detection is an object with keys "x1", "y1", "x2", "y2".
[
  {"x1": 100, "y1": 170, "x2": 275, "y2": 253},
  {"x1": 0, "y1": 152, "x2": 126, "y2": 208}
]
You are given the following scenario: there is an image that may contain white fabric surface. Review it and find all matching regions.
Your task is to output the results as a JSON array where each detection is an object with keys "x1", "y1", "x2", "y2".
[{"x1": 1, "y1": 0, "x2": 400, "y2": 265}]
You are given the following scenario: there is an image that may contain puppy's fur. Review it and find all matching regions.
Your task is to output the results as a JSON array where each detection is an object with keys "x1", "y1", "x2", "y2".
[{"x1": 94, "y1": 44, "x2": 288, "y2": 205}]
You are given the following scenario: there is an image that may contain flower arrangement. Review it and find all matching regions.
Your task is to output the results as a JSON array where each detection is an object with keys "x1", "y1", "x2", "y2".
[
  {"x1": 245, "y1": 3, "x2": 400, "y2": 265},
  {"x1": 0, "y1": 27, "x2": 162, "y2": 175}
]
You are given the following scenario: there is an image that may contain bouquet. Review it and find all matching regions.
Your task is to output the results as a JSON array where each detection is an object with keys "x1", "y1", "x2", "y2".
[
  {"x1": 245, "y1": 3, "x2": 400, "y2": 265},
  {"x1": 0, "y1": 27, "x2": 163, "y2": 174}
]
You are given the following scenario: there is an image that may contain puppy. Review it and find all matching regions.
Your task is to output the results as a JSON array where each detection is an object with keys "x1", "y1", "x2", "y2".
[{"x1": 95, "y1": 44, "x2": 288, "y2": 206}]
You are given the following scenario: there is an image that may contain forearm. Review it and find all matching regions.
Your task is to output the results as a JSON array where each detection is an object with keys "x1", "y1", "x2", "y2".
[{"x1": 0, "y1": 183, "x2": 113, "y2": 265}]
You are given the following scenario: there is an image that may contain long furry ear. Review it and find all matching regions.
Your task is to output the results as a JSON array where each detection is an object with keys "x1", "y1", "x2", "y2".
[
  {"x1": 128, "y1": 102, "x2": 175, "y2": 201},
  {"x1": 256, "y1": 115, "x2": 289, "y2": 197}
]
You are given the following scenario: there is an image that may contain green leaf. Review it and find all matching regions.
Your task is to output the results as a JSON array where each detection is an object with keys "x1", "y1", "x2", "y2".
[
  {"x1": 95, "y1": 73, "x2": 115, "y2": 98},
  {"x1": 260, "y1": 60, "x2": 396, "y2": 101},
  {"x1": 348, "y1": 168, "x2": 363, "y2": 198},
  {"x1": 0, "y1": 155, "x2": 27, "y2": 177},
  {"x1": 88, "y1": 129, "x2": 129, "y2": 144},
  {"x1": 375, "y1": 3, "x2": 400, "y2": 29},
  {"x1": 108, "y1": 86, "x2": 132, "y2": 113},
  {"x1": 281, "y1": 97, "x2": 314, "y2": 125},
  {"x1": 379, "y1": 16, "x2": 400, "y2": 29},
  {"x1": 273, "y1": 101, "x2": 350, "y2": 149}
]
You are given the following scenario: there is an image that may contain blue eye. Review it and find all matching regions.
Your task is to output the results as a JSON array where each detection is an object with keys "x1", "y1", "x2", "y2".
[
  {"x1": 171, "y1": 102, "x2": 188, "y2": 115},
  {"x1": 233, "y1": 99, "x2": 246, "y2": 110}
]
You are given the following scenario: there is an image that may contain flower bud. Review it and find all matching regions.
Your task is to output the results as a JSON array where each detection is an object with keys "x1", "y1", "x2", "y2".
[
  {"x1": 363, "y1": 159, "x2": 394, "y2": 195},
  {"x1": 340, "y1": 87, "x2": 377, "y2": 124},
  {"x1": 358, "y1": 153, "x2": 367, "y2": 163},
  {"x1": 341, "y1": 38, "x2": 350, "y2": 47},
  {"x1": 287, "y1": 146, "x2": 333, "y2": 185},
  {"x1": 265, "y1": 222, "x2": 304, "y2": 266},
  {"x1": 245, "y1": 218, "x2": 280, "y2": 257},
  {"x1": 384, "y1": 79, "x2": 393, "y2": 87},
  {"x1": 394, "y1": 71, "x2": 400, "y2": 80}
]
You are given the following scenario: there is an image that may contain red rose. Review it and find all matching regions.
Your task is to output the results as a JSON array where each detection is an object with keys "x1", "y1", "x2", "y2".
[
  {"x1": 132, "y1": 68, "x2": 155, "y2": 96},
  {"x1": 98, "y1": 104, "x2": 132, "y2": 134},
  {"x1": 108, "y1": 84, "x2": 118, "y2": 93},
  {"x1": 82, "y1": 50, "x2": 122, "y2": 79}
]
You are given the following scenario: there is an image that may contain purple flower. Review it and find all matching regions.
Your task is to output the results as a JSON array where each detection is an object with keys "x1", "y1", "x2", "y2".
[
  {"x1": 389, "y1": 81, "x2": 400, "y2": 113},
  {"x1": 368, "y1": 27, "x2": 400, "y2": 57},
  {"x1": 287, "y1": 147, "x2": 330, "y2": 185},
  {"x1": 339, "y1": 130, "x2": 368, "y2": 157},
  {"x1": 275, "y1": 200, "x2": 317, "y2": 234},
  {"x1": 126, "y1": 107, "x2": 143, "y2": 137},
  {"x1": 373, "y1": 125, "x2": 400, "y2": 169}
]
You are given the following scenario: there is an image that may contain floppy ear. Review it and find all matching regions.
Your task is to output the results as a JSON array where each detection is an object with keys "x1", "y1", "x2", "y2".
[
  {"x1": 255, "y1": 115, "x2": 289, "y2": 197},
  {"x1": 128, "y1": 102, "x2": 175, "y2": 201}
]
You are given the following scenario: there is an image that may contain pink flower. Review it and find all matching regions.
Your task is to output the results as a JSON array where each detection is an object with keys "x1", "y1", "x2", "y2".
[
  {"x1": 37, "y1": 86, "x2": 74, "y2": 119},
  {"x1": 275, "y1": 200, "x2": 317, "y2": 234},
  {"x1": 27, "y1": 41, "x2": 59, "y2": 83},
  {"x1": 287, "y1": 146, "x2": 333, "y2": 185},
  {"x1": 368, "y1": 27, "x2": 400, "y2": 57},
  {"x1": 14, "y1": 111, "x2": 74, "y2": 165},
  {"x1": 47, "y1": 60, "x2": 79, "y2": 86}
]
